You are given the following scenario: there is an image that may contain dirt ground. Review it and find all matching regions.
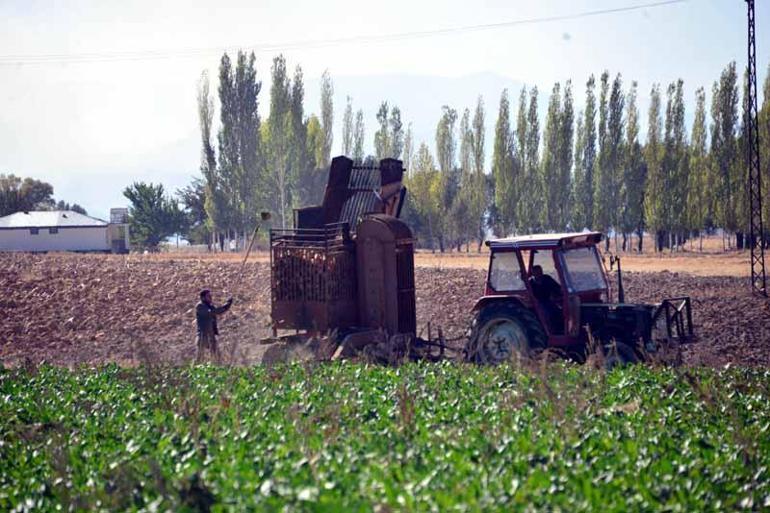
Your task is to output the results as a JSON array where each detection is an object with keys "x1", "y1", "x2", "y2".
[{"x1": 1, "y1": 251, "x2": 768, "y2": 368}]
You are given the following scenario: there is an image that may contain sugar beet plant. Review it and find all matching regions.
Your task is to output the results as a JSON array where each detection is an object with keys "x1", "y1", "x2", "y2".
[{"x1": 1, "y1": 363, "x2": 769, "y2": 512}]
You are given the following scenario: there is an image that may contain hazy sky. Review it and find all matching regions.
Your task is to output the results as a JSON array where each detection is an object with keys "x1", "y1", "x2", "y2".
[{"x1": 1, "y1": 0, "x2": 768, "y2": 217}]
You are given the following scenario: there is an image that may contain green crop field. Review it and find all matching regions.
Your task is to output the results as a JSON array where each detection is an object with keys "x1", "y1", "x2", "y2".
[{"x1": 1, "y1": 363, "x2": 769, "y2": 512}]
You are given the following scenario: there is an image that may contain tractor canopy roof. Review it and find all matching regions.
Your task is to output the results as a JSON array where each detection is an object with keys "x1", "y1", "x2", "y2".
[{"x1": 486, "y1": 231, "x2": 603, "y2": 250}]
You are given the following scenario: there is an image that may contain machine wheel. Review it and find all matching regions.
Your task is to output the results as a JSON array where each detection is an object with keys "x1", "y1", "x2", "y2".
[
  {"x1": 464, "y1": 302, "x2": 547, "y2": 365},
  {"x1": 603, "y1": 341, "x2": 640, "y2": 369}
]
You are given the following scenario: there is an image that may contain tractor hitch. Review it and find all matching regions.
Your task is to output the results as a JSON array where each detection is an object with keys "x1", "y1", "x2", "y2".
[{"x1": 653, "y1": 297, "x2": 694, "y2": 344}]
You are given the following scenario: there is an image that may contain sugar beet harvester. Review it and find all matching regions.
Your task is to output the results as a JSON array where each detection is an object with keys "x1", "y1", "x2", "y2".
[
  {"x1": 267, "y1": 155, "x2": 694, "y2": 364},
  {"x1": 267, "y1": 156, "x2": 440, "y2": 361}
]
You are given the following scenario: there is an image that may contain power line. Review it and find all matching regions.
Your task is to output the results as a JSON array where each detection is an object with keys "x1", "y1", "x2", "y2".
[{"x1": 0, "y1": 0, "x2": 686, "y2": 67}]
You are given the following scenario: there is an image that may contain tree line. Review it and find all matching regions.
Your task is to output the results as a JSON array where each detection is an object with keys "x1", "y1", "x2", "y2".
[
  {"x1": 125, "y1": 52, "x2": 336, "y2": 249},
  {"x1": 0, "y1": 174, "x2": 87, "y2": 217},
  {"x1": 125, "y1": 54, "x2": 770, "y2": 252},
  {"x1": 192, "y1": 52, "x2": 336, "y2": 249},
  {"x1": 405, "y1": 61, "x2": 770, "y2": 253}
]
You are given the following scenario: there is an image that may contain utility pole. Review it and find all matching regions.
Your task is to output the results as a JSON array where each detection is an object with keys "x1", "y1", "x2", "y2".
[{"x1": 745, "y1": 0, "x2": 767, "y2": 297}]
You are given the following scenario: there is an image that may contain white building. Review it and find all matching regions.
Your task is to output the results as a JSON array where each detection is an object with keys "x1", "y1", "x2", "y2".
[{"x1": 0, "y1": 210, "x2": 129, "y2": 253}]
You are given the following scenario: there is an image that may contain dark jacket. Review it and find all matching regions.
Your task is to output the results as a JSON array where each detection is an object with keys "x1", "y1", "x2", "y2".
[
  {"x1": 196, "y1": 300, "x2": 232, "y2": 337},
  {"x1": 530, "y1": 275, "x2": 562, "y2": 304}
]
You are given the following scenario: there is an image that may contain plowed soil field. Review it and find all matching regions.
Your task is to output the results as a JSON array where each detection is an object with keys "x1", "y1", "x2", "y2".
[{"x1": 1, "y1": 253, "x2": 769, "y2": 367}]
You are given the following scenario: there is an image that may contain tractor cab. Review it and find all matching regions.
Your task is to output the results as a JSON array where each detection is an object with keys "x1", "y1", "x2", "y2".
[
  {"x1": 466, "y1": 232, "x2": 693, "y2": 365},
  {"x1": 484, "y1": 232, "x2": 607, "y2": 338}
]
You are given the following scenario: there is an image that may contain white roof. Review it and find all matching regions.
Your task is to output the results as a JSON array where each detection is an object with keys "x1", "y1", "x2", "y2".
[
  {"x1": 0, "y1": 211, "x2": 108, "y2": 228},
  {"x1": 487, "y1": 231, "x2": 603, "y2": 249}
]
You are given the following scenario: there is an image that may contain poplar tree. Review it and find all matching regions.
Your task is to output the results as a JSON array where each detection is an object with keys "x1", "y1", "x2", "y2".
[
  {"x1": 341, "y1": 96, "x2": 354, "y2": 156},
  {"x1": 435, "y1": 106, "x2": 458, "y2": 174},
  {"x1": 472, "y1": 96, "x2": 486, "y2": 176},
  {"x1": 319, "y1": 70, "x2": 333, "y2": 167},
  {"x1": 760, "y1": 65, "x2": 770, "y2": 237},
  {"x1": 557, "y1": 81, "x2": 574, "y2": 231},
  {"x1": 710, "y1": 62, "x2": 739, "y2": 243},
  {"x1": 607, "y1": 74, "x2": 626, "y2": 242},
  {"x1": 306, "y1": 115, "x2": 324, "y2": 169},
  {"x1": 687, "y1": 86, "x2": 709, "y2": 250},
  {"x1": 660, "y1": 83, "x2": 675, "y2": 245},
  {"x1": 405, "y1": 143, "x2": 441, "y2": 249},
  {"x1": 664, "y1": 79, "x2": 688, "y2": 248},
  {"x1": 402, "y1": 123, "x2": 414, "y2": 173},
  {"x1": 573, "y1": 76, "x2": 597, "y2": 230},
  {"x1": 390, "y1": 107, "x2": 404, "y2": 159},
  {"x1": 435, "y1": 106, "x2": 459, "y2": 250},
  {"x1": 197, "y1": 71, "x2": 224, "y2": 245},
  {"x1": 594, "y1": 72, "x2": 610, "y2": 236},
  {"x1": 736, "y1": 70, "x2": 751, "y2": 248},
  {"x1": 524, "y1": 87, "x2": 542, "y2": 232},
  {"x1": 217, "y1": 53, "x2": 238, "y2": 233},
  {"x1": 470, "y1": 96, "x2": 487, "y2": 249},
  {"x1": 541, "y1": 82, "x2": 562, "y2": 231},
  {"x1": 572, "y1": 114, "x2": 586, "y2": 226},
  {"x1": 234, "y1": 51, "x2": 262, "y2": 236},
  {"x1": 215, "y1": 52, "x2": 263, "y2": 237},
  {"x1": 513, "y1": 88, "x2": 528, "y2": 233},
  {"x1": 290, "y1": 65, "x2": 310, "y2": 182},
  {"x1": 492, "y1": 90, "x2": 515, "y2": 234},
  {"x1": 459, "y1": 108, "x2": 473, "y2": 174},
  {"x1": 353, "y1": 110, "x2": 365, "y2": 162},
  {"x1": 265, "y1": 55, "x2": 293, "y2": 228},
  {"x1": 299, "y1": 114, "x2": 329, "y2": 206},
  {"x1": 197, "y1": 72, "x2": 217, "y2": 193},
  {"x1": 620, "y1": 81, "x2": 645, "y2": 251},
  {"x1": 454, "y1": 108, "x2": 474, "y2": 249},
  {"x1": 644, "y1": 84, "x2": 665, "y2": 251},
  {"x1": 374, "y1": 102, "x2": 391, "y2": 160}
]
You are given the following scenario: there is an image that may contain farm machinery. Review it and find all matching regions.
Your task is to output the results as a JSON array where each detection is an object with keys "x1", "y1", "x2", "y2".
[
  {"x1": 266, "y1": 155, "x2": 694, "y2": 365},
  {"x1": 266, "y1": 156, "x2": 443, "y2": 362},
  {"x1": 463, "y1": 232, "x2": 694, "y2": 365}
]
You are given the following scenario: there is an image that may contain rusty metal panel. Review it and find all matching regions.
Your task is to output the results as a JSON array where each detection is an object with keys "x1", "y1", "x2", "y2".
[
  {"x1": 302, "y1": 156, "x2": 406, "y2": 233},
  {"x1": 270, "y1": 224, "x2": 357, "y2": 332},
  {"x1": 356, "y1": 215, "x2": 416, "y2": 336},
  {"x1": 396, "y1": 244, "x2": 416, "y2": 334}
]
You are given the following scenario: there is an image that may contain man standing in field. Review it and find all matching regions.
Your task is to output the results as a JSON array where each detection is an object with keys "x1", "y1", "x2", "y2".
[{"x1": 195, "y1": 289, "x2": 233, "y2": 363}]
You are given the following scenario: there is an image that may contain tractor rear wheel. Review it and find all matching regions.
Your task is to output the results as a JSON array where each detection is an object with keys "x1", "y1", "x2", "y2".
[
  {"x1": 464, "y1": 302, "x2": 547, "y2": 365},
  {"x1": 603, "y1": 341, "x2": 640, "y2": 369}
]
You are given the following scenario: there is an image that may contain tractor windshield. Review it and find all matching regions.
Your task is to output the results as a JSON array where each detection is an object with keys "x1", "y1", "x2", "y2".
[{"x1": 561, "y1": 246, "x2": 607, "y2": 292}]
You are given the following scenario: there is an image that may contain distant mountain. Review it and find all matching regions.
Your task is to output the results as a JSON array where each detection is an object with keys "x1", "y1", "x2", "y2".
[
  {"x1": 76, "y1": 71, "x2": 525, "y2": 215},
  {"x1": 61, "y1": 71, "x2": 683, "y2": 216}
]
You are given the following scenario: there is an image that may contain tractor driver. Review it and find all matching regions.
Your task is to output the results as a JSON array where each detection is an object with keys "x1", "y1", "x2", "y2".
[{"x1": 529, "y1": 265, "x2": 563, "y2": 331}]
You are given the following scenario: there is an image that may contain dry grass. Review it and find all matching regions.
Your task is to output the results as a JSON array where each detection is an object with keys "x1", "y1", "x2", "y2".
[
  {"x1": 412, "y1": 250, "x2": 750, "y2": 277},
  {"x1": 151, "y1": 235, "x2": 753, "y2": 277}
]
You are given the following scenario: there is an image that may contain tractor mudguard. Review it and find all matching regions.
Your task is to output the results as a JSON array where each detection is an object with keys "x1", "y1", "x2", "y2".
[{"x1": 471, "y1": 295, "x2": 530, "y2": 313}]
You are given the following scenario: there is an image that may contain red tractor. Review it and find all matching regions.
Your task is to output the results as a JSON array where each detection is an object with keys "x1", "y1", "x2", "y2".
[{"x1": 464, "y1": 232, "x2": 693, "y2": 365}]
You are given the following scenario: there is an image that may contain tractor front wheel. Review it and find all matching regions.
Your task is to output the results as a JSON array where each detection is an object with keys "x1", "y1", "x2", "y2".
[
  {"x1": 603, "y1": 341, "x2": 640, "y2": 369},
  {"x1": 464, "y1": 302, "x2": 547, "y2": 365}
]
